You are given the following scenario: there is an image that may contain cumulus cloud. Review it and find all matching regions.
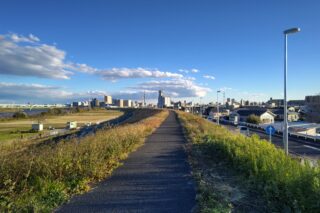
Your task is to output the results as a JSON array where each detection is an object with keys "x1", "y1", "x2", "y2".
[
  {"x1": 112, "y1": 90, "x2": 158, "y2": 101},
  {"x1": 98, "y1": 68, "x2": 183, "y2": 81},
  {"x1": 0, "y1": 82, "x2": 109, "y2": 104},
  {"x1": 10, "y1": 33, "x2": 40, "y2": 43},
  {"x1": 1, "y1": 33, "x2": 185, "y2": 81},
  {"x1": 126, "y1": 79, "x2": 211, "y2": 98},
  {"x1": 178, "y1": 68, "x2": 199, "y2": 74},
  {"x1": 0, "y1": 34, "x2": 74, "y2": 79},
  {"x1": 203, "y1": 75, "x2": 215, "y2": 80},
  {"x1": 219, "y1": 87, "x2": 232, "y2": 92}
]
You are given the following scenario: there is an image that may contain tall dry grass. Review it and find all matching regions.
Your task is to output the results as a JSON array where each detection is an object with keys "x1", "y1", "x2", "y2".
[
  {"x1": 178, "y1": 111, "x2": 320, "y2": 212},
  {"x1": 0, "y1": 110, "x2": 168, "y2": 212}
]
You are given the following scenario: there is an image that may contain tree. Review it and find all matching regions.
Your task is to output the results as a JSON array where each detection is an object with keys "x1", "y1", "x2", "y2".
[
  {"x1": 246, "y1": 114, "x2": 261, "y2": 124},
  {"x1": 12, "y1": 112, "x2": 28, "y2": 119}
]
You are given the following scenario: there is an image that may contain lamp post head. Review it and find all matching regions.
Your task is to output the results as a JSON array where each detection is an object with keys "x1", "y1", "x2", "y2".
[{"x1": 284, "y1": 27, "x2": 301, "y2": 34}]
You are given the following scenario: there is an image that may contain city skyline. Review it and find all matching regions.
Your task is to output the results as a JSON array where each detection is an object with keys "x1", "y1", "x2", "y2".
[{"x1": 1, "y1": 0, "x2": 320, "y2": 104}]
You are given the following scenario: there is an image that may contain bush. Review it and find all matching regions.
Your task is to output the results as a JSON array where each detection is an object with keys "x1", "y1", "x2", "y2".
[
  {"x1": 12, "y1": 112, "x2": 28, "y2": 119},
  {"x1": 246, "y1": 114, "x2": 261, "y2": 124},
  {"x1": 178, "y1": 112, "x2": 320, "y2": 212}
]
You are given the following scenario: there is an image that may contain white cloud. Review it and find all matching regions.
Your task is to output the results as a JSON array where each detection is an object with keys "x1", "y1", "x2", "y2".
[
  {"x1": 10, "y1": 33, "x2": 40, "y2": 43},
  {"x1": 203, "y1": 75, "x2": 215, "y2": 80},
  {"x1": 1, "y1": 33, "x2": 184, "y2": 81},
  {"x1": 0, "y1": 82, "x2": 109, "y2": 104},
  {"x1": 186, "y1": 76, "x2": 196, "y2": 81},
  {"x1": 113, "y1": 90, "x2": 158, "y2": 100},
  {"x1": 127, "y1": 79, "x2": 211, "y2": 98},
  {"x1": 178, "y1": 68, "x2": 199, "y2": 74},
  {"x1": 219, "y1": 87, "x2": 232, "y2": 92},
  {"x1": 0, "y1": 34, "x2": 73, "y2": 79},
  {"x1": 99, "y1": 68, "x2": 183, "y2": 81}
]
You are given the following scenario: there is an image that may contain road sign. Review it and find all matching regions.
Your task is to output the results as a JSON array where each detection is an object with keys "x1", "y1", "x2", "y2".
[
  {"x1": 265, "y1": 125, "x2": 276, "y2": 135},
  {"x1": 265, "y1": 125, "x2": 276, "y2": 143}
]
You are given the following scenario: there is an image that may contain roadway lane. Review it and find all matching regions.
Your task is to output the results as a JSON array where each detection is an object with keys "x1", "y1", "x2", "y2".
[
  {"x1": 57, "y1": 111, "x2": 196, "y2": 213},
  {"x1": 221, "y1": 123, "x2": 320, "y2": 161}
]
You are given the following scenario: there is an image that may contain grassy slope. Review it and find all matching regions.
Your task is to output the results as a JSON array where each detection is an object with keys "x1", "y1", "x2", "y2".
[
  {"x1": 0, "y1": 109, "x2": 122, "y2": 144},
  {"x1": 177, "y1": 111, "x2": 320, "y2": 212},
  {"x1": 0, "y1": 110, "x2": 168, "y2": 212}
]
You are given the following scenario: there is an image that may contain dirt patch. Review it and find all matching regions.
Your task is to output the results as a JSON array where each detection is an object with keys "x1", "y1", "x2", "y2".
[{"x1": 187, "y1": 142, "x2": 267, "y2": 213}]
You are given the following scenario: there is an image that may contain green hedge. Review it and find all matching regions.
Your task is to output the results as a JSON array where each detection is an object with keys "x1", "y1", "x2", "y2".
[{"x1": 178, "y1": 112, "x2": 320, "y2": 212}]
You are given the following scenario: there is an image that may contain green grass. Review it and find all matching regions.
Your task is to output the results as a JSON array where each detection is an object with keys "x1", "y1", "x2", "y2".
[
  {"x1": 177, "y1": 111, "x2": 320, "y2": 212},
  {"x1": 0, "y1": 109, "x2": 123, "y2": 144},
  {"x1": 0, "y1": 129, "x2": 38, "y2": 141},
  {"x1": 0, "y1": 110, "x2": 168, "y2": 212}
]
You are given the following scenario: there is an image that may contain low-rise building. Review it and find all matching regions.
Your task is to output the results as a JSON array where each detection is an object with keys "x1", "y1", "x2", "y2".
[
  {"x1": 305, "y1": 95, "x2": 320, "y2": 123},
  {"x1": 267, "y1": 98, "x2": 284, "y2": 108},
  {"x1": 288, "y1": 100, "x2": 305, "y2": 107},
  {"x1": 32, "y1": 123, "x2": 43, "y2": 131},
  {"x1": 67, "y1": 121, "x2": 77, "y2": 129},
  {"x1": 271, "y1": 108, "x2": 300, "y2": 122},
  {"x1": 230, "y1": 108, "x2": 275, "y2": 124}
]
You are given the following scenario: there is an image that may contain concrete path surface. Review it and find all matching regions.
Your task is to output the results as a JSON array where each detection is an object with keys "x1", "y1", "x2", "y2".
[{"x1": 57, "y1": 111, "x2": 196, "y2": 213}]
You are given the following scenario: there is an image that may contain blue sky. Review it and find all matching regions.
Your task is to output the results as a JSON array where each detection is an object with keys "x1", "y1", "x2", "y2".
[{"x1": 0, "y1": 0, "x2": 319, "y2": 104}]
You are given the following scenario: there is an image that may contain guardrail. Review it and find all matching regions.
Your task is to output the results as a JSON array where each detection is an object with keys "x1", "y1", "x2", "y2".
[{"x1": 218, "y1": 119, "x2": 320, "y2": 143}]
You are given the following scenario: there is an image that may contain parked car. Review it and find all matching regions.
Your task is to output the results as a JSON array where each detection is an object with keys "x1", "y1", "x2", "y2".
[{"x1": 238, "y1": 126, "x2": 250, "y2": 136}]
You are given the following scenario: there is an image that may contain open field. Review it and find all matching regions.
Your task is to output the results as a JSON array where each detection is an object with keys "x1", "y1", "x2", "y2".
[
  {"x1": 177, "y1": 111, "x2": 320, "y2": 212},
  {"x1": 0, "y1": 109, "x2": 168, "y2": 212},
  {"x1": 0, "y1": 109, "x2": 122, "y2": 143}
]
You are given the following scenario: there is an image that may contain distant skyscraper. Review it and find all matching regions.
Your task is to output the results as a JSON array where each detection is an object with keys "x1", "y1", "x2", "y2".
[
  {"x1": 157, "y1": 90, "x2": 171, "y2": 108},
  {"x1": 158, "y1": 90, "x2": 164, "y2": 108}
]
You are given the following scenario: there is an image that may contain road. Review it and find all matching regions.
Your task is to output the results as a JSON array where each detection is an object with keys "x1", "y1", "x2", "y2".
[
  {"x1": 38, "y1": 109, "x2": 134, "y2": 146},
  {"x1": 219, "y1": 122, "x2": 320, "y2": 161},
  {"x1": 56, "y1": 111, "x2": 196, "y2": 213}
]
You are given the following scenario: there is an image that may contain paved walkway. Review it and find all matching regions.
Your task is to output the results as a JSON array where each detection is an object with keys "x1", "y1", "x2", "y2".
[{"x1": 57, "y1": 111, "x2": 196, "y2": 213}]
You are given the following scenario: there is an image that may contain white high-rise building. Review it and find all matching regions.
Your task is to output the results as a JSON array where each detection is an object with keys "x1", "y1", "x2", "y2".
[
  {"x1": 104, "y1": 95, "x2": 112, "y2": 105},
  {"x1": 164, "y1": 97, "x2": 171, "y2": 107}
]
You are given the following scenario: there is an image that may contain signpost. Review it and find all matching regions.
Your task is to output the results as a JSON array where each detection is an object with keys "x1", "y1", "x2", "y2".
[{"x1": 265, "y1": 125, "x2": 276, "y2": 143}]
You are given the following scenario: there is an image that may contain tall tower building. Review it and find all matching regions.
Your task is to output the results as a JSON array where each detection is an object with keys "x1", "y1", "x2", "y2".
[{"x1": 157, "y1": 90, "x2": 164, "y2": 108}]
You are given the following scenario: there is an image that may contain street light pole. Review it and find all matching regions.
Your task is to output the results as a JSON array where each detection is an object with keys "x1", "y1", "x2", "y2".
[
  {"x1": 283, "y1": 27, "x2": 300, "y2": 155},
  {"x1": 217, "y1": 90, "x2": 221, "y2": 125}
]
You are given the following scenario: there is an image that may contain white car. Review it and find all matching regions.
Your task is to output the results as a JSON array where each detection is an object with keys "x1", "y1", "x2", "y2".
[{"x1": 238, "y1": 126, "x2": 250, "y2": 136}]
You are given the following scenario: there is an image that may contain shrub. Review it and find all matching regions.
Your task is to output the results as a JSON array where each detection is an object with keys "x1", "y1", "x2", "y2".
[
  {"x1": 246, "y1": 114, "x2": 261, "y2": 124},
  {"x1": 12, "y1": 112, "x2": 28, "y2": 119},
  {"x1": 178, "y1": 111, "x2": 320, "y2": 212}
]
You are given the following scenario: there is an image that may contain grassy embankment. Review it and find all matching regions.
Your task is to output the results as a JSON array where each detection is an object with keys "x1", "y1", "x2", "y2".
[
  {"x1": 0, "y1": 109, "x2": 168, "y2": 212},
  {"x1": 0, "y1": 109, "x2": 122, "y2": 143},
  {"x1": 177, "y1": 111, "x2": 320, "y2": 212}
]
